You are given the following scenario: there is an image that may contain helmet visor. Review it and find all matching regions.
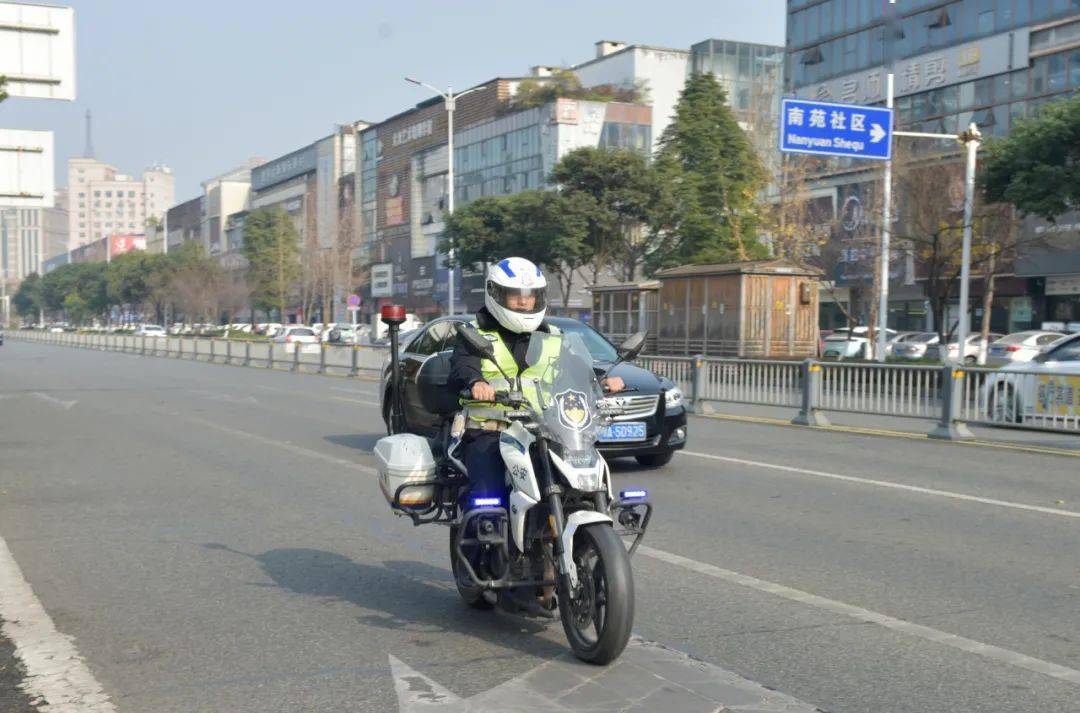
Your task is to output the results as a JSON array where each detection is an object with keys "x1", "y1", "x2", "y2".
[{"x1": 487, "y1": 282, "x2": 546, "y2": 314}]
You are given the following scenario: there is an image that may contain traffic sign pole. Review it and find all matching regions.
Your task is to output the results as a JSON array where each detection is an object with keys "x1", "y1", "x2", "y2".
[{"x1": 876, "y1": 73, "x2": 895, "y2": 362}]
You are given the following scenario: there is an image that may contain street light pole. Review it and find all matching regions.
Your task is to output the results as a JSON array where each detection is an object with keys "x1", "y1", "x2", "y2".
[
  {"x1": 955, "y1": 123, "x2": 982, "y2": 362},
  {"x1": 405, "y1": 78, "x2": 487, "y2": 317}
]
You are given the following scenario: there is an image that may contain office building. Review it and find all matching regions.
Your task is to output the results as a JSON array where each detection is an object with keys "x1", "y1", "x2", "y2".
[
  {"x1": 786, "y1": 0, "x2": 1080, "y2": 332},
  {"x1": 67, "y1": 157, "x2": 174, "y2": 249}
]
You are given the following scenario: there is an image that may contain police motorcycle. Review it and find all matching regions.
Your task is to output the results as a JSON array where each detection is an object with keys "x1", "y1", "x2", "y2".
[{"x1": 375, "y1": 312, "x2": 652, "y2": 664}]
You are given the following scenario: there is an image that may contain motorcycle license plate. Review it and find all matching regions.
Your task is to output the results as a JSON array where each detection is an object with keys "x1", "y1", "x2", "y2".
[{"x1": 599, "y1": 422, "x2": 647, "y2": 442}]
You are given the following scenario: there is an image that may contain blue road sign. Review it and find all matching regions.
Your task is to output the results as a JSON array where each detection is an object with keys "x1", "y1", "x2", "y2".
[{"x1": 779, "y1": 98, "x2": 893, "y2": 160}]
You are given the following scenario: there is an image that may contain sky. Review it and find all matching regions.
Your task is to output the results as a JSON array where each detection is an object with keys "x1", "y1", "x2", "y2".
[{"x1": 2, "y1": 0, "x2": 786, "y2": 201}]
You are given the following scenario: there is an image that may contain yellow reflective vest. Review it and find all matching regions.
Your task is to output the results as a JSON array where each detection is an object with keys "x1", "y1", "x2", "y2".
[{"x1": 460, "y1": 322, "x2": 561, "y2": 424}]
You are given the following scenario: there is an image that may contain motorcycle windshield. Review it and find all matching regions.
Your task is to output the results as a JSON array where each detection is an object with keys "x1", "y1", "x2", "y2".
[{"x1": 523, "y1": 331, "x2": 603, "y2": 452}]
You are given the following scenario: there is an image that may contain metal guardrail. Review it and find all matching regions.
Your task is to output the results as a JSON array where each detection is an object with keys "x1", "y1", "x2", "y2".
[
  {"x1": 10, "y1": 330, "x2": 388, "y2": 378},
  {"x1": 13, "y1": 331, "x2": 1079, "y2": 438}
]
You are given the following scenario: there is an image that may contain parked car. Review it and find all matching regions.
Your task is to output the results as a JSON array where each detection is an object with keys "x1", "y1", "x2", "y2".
[
  {"x1": 926, "y1": 332, "x2": 1004, "y2": 364},
  {"x1": 272, "y1": 326, "x2": 319, "y2": 354},
  {"x1": 322, "y1": 323, "x2": 359, "y2": 344},
  {"x1": 985, "y1": 331, "x2": 1066, "y2": 367},
  {"x1": 134, "y1": 324, "x2": 167, "y2": 338},
  {"x1": 0, "y1": 325, "x2": 4, "y2": 346},
  {"x1": 379, "y1": 316, "x2": 687, "y2": 467},
  {"x1": 884, "y1": 331, "x2": 922, "y2": 357},
  {"x1": 984, "y1": 333, "x2": 1080, "y2": 423},
  {"x1": 821, "y1": 327, "x2": 899, "y2": 360},
  {"x1": 891, "y1": 332, "x2": 940, "y2": 360}
]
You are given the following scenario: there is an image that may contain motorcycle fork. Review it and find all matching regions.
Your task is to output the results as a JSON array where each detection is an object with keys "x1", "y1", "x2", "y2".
[{"x1": 535, "y1": 438, "x2": 577, "y2": 593}]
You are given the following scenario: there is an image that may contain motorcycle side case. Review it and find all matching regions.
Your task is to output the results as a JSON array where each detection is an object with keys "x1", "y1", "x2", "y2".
[{"x1": 375, "y1": 433, "x2": 436, "y2": 508}]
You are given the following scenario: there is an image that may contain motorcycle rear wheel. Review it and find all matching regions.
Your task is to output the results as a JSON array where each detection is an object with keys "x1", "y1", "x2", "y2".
[
  {"x1": 557, "y1": 524, "x2": 634, "y2": 664},
  {"x1": 449, "y1": 525, "x2": 495, "y2": 610}
]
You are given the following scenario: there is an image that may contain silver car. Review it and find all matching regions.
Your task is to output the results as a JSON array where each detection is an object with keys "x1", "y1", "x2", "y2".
[
  {"x1": 985, "y1": 331, "x2": 1066, "y2": 367},
  {"x1": 891, "y1": 332, "x2": 940, "y2": 360}
]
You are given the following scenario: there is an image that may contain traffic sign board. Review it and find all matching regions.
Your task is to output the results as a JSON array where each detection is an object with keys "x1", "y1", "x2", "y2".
[
  {"x1": 347, "y1": 294, "x2": 361, "y2": 308},
  {"x1": 779, "y1": 98, "x2": 893, "y2": 160}
]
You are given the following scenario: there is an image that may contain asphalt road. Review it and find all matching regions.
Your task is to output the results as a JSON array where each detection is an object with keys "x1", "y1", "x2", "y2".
[{"x1": 1, "y1": 340, "x2": 1079, "y2": 712}]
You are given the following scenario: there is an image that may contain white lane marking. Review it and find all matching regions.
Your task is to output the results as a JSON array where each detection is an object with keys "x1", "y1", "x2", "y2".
[
  {"x1": 249, "y1": 383, "x2": 379, "y2": 408},
  {"x1": 680, "y1": 450, "x2": 1080, "y2": 520},
  {"x1": 639, "y1": 545, "x2": 1080, "y2": 685},
  {"x1": 31, "y1": 392, "x2": 78, "y2": 410},
  {"x1": 330, "y1": 386, "x2": 378, "y2": 396},
  {"x1": 184, "y1": 415, "x2": 378, "y2": 474},
  {"x1": 0, "y1": 534, "x2": 116, "y2": 711}
]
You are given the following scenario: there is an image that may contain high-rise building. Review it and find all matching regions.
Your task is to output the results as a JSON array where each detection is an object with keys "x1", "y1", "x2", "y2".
[
  {"x1": 785, "y1": 0, "x2": 1080, "y2": 332},
  {"x1": 66, "y1": 157, "x2": 175, "y2": 249}
]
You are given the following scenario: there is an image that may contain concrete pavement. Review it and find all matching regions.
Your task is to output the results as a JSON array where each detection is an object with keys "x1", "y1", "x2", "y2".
[{"x1": 1, "y1": 340, "x2": 1078, "y2": 711}]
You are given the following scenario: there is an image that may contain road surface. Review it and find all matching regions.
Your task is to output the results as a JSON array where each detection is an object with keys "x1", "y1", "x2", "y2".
[{"x1": 1, "y1": 340, "x2": 1078, "y2": 712}]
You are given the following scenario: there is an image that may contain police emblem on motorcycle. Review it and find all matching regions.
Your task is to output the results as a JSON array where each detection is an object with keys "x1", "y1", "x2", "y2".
[{"x1": 556, "y1": 389, "x2": 591, "y2": 430}]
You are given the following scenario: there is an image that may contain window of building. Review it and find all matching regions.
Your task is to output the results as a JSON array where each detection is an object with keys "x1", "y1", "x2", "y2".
[
  {"x1": 1048, "y1": 53, "x2": 1067, "y2": 91},
  {"x1": 1070, "y1": 49, "x2": 1080, "y2": 88},
  {"x1": 94, "y1": 191, "x2": 100, "y2": 197},
  {"x1": 128, "y1": 191, "x2": 135, "y2": 197},
  {"x1": 973, "y1": 77, "x2": 993, "y2": 106},
  {"x1": 976, "y1": 0, "x2": 995, "y2": 35},
  {"x1": 78, "y1": 192, "x2": 84, "y2": 198},
  {"x1": 105, "y1": 191, "x2": 112, "y2": 198}
]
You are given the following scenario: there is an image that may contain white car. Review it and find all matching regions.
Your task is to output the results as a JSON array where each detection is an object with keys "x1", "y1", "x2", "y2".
[
  {"x1": 135, "y1": 324, "x2": 167, "y2": 338},
  {"x1": 884, "y1": 331, "x2": 923, "y2": 357},
  {"x1": 822, "y1": 327, "x2": 898, "y2": 360},
  {"x1": 983, "y1": 333, "x2": 1080, "y2": 424},
  {"x1": 891, "y1": 332, "x2": 940, "y2": 360},
  {"x1": 985, "y1": 331, "x2": 1065, "y2": 367},
  {"x1": 321, "y1": 322, "x2": 359, "y2": 344},
  {"x1": 926, "y1": 333, "x2": 1004, "y2": 364},
  {"x1": 273, "y1": 326, "x2": 320, "y2": 353}
]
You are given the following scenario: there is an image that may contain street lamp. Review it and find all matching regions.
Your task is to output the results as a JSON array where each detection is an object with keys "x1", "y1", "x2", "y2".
[
  {"x1": 954, "y1": 123, "x2": 983, "y2": 360},
  {"x1": 404, "y1": 77, "x2": 488, "y2": 316}
]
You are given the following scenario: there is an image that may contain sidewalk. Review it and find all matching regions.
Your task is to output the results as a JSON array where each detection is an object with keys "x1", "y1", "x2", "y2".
[{"x1": 694, "y1": 400, "x2": 1080, "y2": 456}]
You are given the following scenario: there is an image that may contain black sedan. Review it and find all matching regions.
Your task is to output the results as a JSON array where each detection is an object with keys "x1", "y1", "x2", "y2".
[{"x1": 379, "y1": 316, "x2": 687, "y2": 467}]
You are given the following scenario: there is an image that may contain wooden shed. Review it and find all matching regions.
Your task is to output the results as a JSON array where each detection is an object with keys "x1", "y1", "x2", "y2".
[{"x1": 654, "y1": 259, "x2": 822, "y2": 358}]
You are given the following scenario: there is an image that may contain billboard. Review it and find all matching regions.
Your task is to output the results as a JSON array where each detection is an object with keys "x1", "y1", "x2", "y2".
[
  {"x1": 370, "y1": 263, "x2": 393, "y2": 297},
  {"x1": 0, "y1": 2, "x2": 76, "y2": 101},
  {"x1": 0, "y1": 129, "x2": 54, "y2": 207},
  {"x1": 109, "y1": 233, "x2": 146, "y2": 257},
  {"x1": 251, "y1": 144, "x2": 318, "y2": 191}
]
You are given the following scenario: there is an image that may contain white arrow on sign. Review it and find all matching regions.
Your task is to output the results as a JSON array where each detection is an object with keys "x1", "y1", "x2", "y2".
[{"x1": 870, "y1": 123, "x2": 887, "y2": 143}]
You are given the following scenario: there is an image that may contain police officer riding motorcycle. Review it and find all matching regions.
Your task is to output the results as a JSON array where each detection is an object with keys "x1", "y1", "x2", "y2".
[{"x1": 377, "y1": 256, "x2": 651, "y2": 664}]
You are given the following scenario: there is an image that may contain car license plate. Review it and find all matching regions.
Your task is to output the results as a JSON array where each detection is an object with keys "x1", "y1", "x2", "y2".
[{"x1": 599, "y1": 422, "x2": 647, "y2": 442}]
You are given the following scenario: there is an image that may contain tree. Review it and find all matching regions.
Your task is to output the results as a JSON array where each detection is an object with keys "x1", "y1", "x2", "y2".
[
  {"x1": 441, "y1": 190, "x2": 592, "y2": 308},
  {"x1": 107, "y1": 252, "x2": 154, "y2": 323},
  {"x1": 12, "y1": 273, "x2": 43, "y2": 320},
  {"x1": 41, "y1": 263, "x2": 108, "y2": 323},
  {"x1": 652, "y1": 72, "x2": 769, "y2": 271},
  {"x1": 165, "y1": 242, "x2": 224, "y2": 325},
  {"x1": 550, "y1": 147, "x2": 670, "y2": 283},
  {"x1": 982, "y1": 93, "x2": 1080, "y2": 221},
  {"x1": 243, "y1": 206, "x2": 301, "y2": 320},
  {"x1": 0, "y1": 75, "x2": 8, "y2": 104}
]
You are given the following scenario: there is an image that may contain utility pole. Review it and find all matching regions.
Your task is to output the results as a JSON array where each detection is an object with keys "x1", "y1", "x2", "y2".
[
  {"x1": 404, "y1": 78, "x2": 488, "y2": 316},
  {"x1": 955, "y1": 124, "x2": 983, "y2": 362},
  {"x1": 875, "y1": 72, "x2": 895, "y2": 362}
]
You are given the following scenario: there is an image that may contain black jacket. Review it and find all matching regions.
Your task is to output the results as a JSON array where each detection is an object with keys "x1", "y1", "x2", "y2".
[{"x1": 449, "y1": 307, "x2": 540, "y2": 393}]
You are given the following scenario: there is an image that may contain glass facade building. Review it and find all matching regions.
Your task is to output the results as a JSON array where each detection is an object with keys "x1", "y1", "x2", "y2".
[
  {"x1": 691, "y1": 39, "x2": 784, "y2": 126},
  {"x1": 787, "y1": 0, "x2": 1080, "y2": 333},
  {"x1": 788, "y1": 1, "x2": 1080, "y2": 138}
]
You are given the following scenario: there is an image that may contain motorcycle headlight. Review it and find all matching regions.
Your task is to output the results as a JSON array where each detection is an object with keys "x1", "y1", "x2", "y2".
[{"x1": 665, "y1": 387, "x2": 684, "y2": 409}]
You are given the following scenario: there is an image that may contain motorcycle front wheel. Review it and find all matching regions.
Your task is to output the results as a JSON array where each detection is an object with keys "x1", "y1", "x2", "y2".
[{"x1": 557, "y1": 524, "x2": 634, "y2": 664}]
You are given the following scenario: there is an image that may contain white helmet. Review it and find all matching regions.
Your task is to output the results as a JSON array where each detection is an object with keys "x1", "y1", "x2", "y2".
[{"x1": 485, "y1": 257, "x2": 547, "y2": 333}]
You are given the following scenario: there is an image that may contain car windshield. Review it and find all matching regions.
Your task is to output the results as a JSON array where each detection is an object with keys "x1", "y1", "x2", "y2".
[
  {"x1": 290, "y1": 328, "x2": 315, "y2": 336},
  {"x1": 910, "y1": 333, "x2": 938, "y2": 343},
  {"x1": 550, "y1": 321, "x2": 618, "y2": 362}
]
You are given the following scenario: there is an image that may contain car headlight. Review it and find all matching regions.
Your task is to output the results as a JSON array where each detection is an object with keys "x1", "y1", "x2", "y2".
[{"x1": 665, "y1": 387, "x2": 683, "y2": 409}]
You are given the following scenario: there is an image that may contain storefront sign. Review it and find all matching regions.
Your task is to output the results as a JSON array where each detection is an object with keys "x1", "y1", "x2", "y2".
[
  {"x1": 391, "y1": 119, "x2": 434, "y2": 147},
  {"x1": 796, "y1": 31, "x2": 1030, "y2": 104},
  {"x1": 553, "y1": 98, "x2": 579, "y2": 124},
  {"x1": 252, "y1": 145, "x2": 318, "y2": 191},
  {"x1": 385, "y1": 196, "x2": 405, "y2": 226},
  {"x1": 371, "y1": 263, "x2": 393, "y2": 297},
  {"x1": 1046, "y1": 274, "x2": 1080, "y2": 296}
]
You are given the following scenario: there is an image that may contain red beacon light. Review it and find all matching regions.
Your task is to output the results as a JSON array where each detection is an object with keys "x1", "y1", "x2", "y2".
[{"x1": 380, "y1": 304, "x2": 406, "y2": 325}]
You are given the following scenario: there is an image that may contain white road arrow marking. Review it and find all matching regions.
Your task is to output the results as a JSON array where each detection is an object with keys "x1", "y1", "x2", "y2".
[
  {"x1": 31, "y1": 392, "x2": 77, "y2": 410},
  {"x1": 870, "y1": 123, "x2": 887, "y2": 143},
  {"x1": 391, "y1": 637, "x2": 818, "y2": 712}
]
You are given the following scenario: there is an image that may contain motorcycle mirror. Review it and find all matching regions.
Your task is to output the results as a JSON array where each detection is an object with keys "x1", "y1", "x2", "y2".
[
  {"x1": 617, "y1": 331, "x2": 648, "y2": 362},
  {"x1": 454, "y1": 322, "x2": 495, "y2": 360}
]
